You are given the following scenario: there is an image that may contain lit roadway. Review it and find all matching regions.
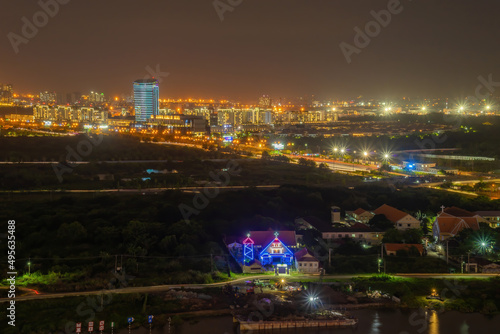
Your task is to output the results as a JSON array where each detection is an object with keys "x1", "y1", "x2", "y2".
[
  {"x1": 285, "y1": 154, "x2": 375, "y2": 173},
  {"x1": 0, "y1": 185, "x2": 281, "y2": 194},
  {"x1": 413, "y1": 178, "x2": 500, "y2": 199},
  {"x1": 1, "y1": 273, "x2": 498, "y2": 303}
]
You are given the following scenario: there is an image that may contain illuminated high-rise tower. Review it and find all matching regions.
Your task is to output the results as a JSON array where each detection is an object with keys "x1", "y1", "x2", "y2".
[{"x1": 133, "y1": 79, "x2": 159, "y2": 122}]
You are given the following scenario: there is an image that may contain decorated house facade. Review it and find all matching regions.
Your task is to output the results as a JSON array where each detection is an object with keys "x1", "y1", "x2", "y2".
[{"x1": 226, "y1": 230, "x2": 298, "y2": 274}]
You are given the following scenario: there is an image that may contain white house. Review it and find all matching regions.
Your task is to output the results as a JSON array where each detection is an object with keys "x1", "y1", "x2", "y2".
[
  {"x1": 295, "y1": 248, "x2": 320, "y2": 273},
  {"x1": 374, "y1": 204, "x2": 420, "y2": 230}
]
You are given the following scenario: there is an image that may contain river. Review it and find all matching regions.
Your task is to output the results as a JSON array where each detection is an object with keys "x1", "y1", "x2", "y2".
[{"x1": 118, "y1": 309, "x2": 500, "y2": 334}]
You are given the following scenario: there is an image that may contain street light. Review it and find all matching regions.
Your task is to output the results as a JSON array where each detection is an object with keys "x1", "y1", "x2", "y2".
[{"x1": 27, "y1": 258, "x2": 31, "y2": 275}]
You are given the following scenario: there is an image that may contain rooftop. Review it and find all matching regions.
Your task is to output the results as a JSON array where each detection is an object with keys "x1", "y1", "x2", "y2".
[
  {"x1": 374, "y1": 204, "x2": 409, "y2": 223},
  {"x1": 385, "y1": 243, "x2": 424, "y2": 254}
]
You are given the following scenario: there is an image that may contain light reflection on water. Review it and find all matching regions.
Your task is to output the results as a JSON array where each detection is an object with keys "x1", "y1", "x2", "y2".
[
  {"x1": 370, "y1": 311, "x2": 382, "y2": 334},
  {"x1": 428, "y1": 310, "x2": 439, "y2": 334},
  {"x1": 116, "y1": 309, "x2": 500, "y2": 334}
]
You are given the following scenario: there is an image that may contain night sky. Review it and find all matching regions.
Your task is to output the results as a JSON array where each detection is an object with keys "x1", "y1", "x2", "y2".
[{"x1": 1, "y1": 0, "x2": 499, "y2": 102}]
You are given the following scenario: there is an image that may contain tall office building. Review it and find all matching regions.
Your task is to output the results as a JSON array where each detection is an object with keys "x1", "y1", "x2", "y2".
[
  {"x1": 40, "y1": 91, "x2": 57, "y2": 103},
  {"x1": 133, "y1": 79, "x2": 159, "y2": 122},
  {"x1": 0, "y1": 84, "x2": 13, "y2": 103}
]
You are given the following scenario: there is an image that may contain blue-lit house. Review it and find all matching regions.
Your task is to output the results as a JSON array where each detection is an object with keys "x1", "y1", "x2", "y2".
[
  {"x1": 226, "y1": 230, "x2": 297, "y2": 274},
  {"x1": 258, "y1": 232, "x2": 294, "y2": 266}
]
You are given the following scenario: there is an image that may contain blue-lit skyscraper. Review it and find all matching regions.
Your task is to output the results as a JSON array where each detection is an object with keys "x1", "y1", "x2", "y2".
[{"x1": 133, "y1": 79, "x2": 159, "y2": 122}]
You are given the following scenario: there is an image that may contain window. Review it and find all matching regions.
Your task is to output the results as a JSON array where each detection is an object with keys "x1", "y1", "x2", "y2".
[
  {"x1": 352, "y1": 234, "x2": 356, "y2": 238},
  {"x1": 338, "y1": 234, "x2": 342, "y2": 238},
  {"x1": 398, "y1": 223, "x2": 402, "y2": 227},
  {"x1": 407, "y1": 224, "x2": 411, "y2": 227},
  {"x1": 359, "y1": 234, "x2": 363, "y2": 238},
  {"x1": 299, "y1": 263, "x2": 302, "y2": 266},
  {"x1": 309, "y1": 263, "x2": 312, "y2": 267},
  {"x1": 313, "y1": 263, "x2": 317, "y2": 267}
]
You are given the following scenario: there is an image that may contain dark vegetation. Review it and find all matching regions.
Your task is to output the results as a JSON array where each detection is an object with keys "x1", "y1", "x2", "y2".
[
  {"x1": 0, "y1": 182, "x2": 499, "y2": 291},
  {"x1": 0, "y1": 134, "x2": 229, "y2": 162},
  {"x1": 354, "y1": 276, "x2": 500, "y2": 314}
]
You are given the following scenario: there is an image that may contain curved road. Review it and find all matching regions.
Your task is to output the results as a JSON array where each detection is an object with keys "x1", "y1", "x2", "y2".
[{"x1": 2, "y1": 273, "x2": 498, "y2": 303}]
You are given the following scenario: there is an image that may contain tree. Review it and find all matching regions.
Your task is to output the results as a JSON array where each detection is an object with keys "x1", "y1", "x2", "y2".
[
  {"x1": 382, "y1": 228, "x2": 402, "y2": 243},
  {"x1": 379, "y1": 164, "x2": 391, "y2": 172},
  {"x1": 368, "y1": 214, "x2": 394, "y2": 231},
  {"x1": 382, "y1": 228, "x2": 423, "y2": 244},
  {"x1": 298, "y1": 158, "x2": 316, "y2": 168},
  {"x1": 474, "y1": 181, "x2": 487, "y2": 191},
  {"x1": 57, "y1": 221, "x2": 87, "y2": 241}
]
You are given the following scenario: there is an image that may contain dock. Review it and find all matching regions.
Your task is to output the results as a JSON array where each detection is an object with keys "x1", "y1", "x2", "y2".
[{"x1": 238, "y1": 317, "x2": 358, "y2": 331}]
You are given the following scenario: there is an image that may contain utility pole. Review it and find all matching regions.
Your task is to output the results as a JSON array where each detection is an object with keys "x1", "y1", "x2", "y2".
[
  {"x1": 328, "y1": 248, "x2": 332, "y2": 267},
  {"x1": 446, "y1": 240, "x2": 449, "y2": 264},
  {"x1": 210, "y1": 253, "x2": 213, "y2": 273},
  {"x1": 226, "y1": 254, "x2": 231, "y2": 278}
]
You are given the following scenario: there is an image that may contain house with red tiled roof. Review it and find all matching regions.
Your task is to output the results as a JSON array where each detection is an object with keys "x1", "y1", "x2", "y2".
[
  {"x1": 432, "y1": 207, "x2": 486, "y2": 241},
  {"x1": 374, "y1": 204, "x2": 420, "y2": 230},
  {"x1": 295, "y1": 248, "x2": 320, "y2": 273},
  {"x1": 385, "y1": 243, "x2": 424, "y2": 256},
  {"x1": 351, "y1": 208, "x2": 375, "y2": 224}
]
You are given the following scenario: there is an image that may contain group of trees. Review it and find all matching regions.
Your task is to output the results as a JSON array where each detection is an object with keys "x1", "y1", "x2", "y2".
[
  {"x1": 0, "y1": 134, "x2": 226, "y2": 162},
  {"x1": 452, "y1": 224, "x2": 500, "y2": 259}
]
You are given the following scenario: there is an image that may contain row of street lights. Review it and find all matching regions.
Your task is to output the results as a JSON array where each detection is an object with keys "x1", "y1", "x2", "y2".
[{"x1": 332, "y1": 147, "x2": 392, "y2": 163}]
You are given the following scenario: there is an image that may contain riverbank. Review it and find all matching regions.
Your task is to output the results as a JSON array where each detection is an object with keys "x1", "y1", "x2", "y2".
[{"x1": 2, "y1": 276, "x2": 499, "y2": 333}]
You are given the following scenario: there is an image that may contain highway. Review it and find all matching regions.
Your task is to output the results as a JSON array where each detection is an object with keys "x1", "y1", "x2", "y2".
[
  {"x1": 0, "y1": 185, "x2": 281, "y2": 194},
  {"x1": 2, "y1": 273, "x2": 497, "y2": 303}
]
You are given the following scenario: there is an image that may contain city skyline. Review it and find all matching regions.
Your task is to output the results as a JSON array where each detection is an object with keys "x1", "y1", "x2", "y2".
[{"x1": 1, "y1": 1, "x2": 500, "y2": 102}]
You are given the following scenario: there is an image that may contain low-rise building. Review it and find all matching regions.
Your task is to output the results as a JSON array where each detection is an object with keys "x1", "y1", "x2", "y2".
[
  {"x1": 295, "y1": 248, "x2": 320, "y2": 273},
  {"x1": 374, "y1": 204, "x2": 420, "y2": 230},
  {"x1": 432, "y1": 207, "x2": 486, "y2": 241},
  {"x1": 348, "y1": 208, "x2": 374, "y2": 224},
  {"x1": 322, "y1": 223, "x2": 384, "y2": 245},
  {"x1": 297, "y1": 217, "x2": 384, "y2": 245},
  {"x1": 474, "y1": 211, "x2": 500, "y2": 229},
  {"x1": 225, "y1": 230, "x2": 297, "y2": 274}
]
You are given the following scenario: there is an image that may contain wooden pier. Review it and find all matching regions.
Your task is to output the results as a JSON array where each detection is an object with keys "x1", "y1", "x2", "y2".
[{"x1": 238, "y1": 317, "x2": 358, "y2": 331}]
